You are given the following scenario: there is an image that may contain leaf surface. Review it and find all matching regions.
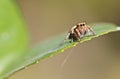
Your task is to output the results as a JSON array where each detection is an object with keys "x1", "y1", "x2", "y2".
[{"x1": 8, "y1": 23, "x2": 120, "y2": 78}]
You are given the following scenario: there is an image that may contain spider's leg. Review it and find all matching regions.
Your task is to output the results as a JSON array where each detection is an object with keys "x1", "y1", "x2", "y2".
[
  {"x1": 87, "y1": 25, "x2": 96, "y2": 35},
  {"x1": 64, "y1": 32, "x2": 70, "y2": 42},
  {"x1": 70, "y1": 38, "x2": 73, "y2": 43},
  {"x1": 75, "y1": 29, "x2": 81, "y2": 42},
  {"x1": 76, "y1": 38, "x2": 80, "y2": 42}
]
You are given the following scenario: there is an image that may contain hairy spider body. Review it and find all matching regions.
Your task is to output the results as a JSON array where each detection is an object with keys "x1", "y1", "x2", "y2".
[{"x1": 65, "y1": 22, "x2": 96, "y2": 42}]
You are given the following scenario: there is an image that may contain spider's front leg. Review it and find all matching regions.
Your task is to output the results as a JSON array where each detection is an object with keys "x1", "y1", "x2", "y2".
[
  {"x1": 88, "y1": 25, "x2": 96, "y2": 35},
  {"x1": 64, "y1": 32, "x2": 70, "y2": 43},
  {"x1": 75, "y1": 29, "x2": 81, "y2": 42},
  {"x1": 64, "y1": 32, "x2": 74, "y2": 43},
  {"x1": 76, "y1": 36, "x2": 81, "y2": 42},
  {"x1": 70, "y1": 38, "x2": 73, "y2": 43}
]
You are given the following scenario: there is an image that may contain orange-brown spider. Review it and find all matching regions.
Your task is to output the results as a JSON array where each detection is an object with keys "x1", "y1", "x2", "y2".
[{"x1": 65, "y1": 22, "x2": 96, "y2": 42}]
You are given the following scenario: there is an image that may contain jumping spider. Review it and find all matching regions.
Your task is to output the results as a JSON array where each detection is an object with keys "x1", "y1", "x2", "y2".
[{"x1": 65, "y1": 22, "x2": 96, "y2": 42}]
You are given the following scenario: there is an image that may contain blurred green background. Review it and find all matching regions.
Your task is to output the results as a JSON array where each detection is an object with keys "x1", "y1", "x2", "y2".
[{"x1": 10, "y1": 0, "x2": 120, "y2": 79}]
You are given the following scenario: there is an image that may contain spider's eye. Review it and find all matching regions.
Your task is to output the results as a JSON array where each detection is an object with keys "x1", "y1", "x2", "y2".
[
  {"x1": 80, "y1": 24, "x2": 82, "y2": 26},
  {"x1": 82, "y1": 24, "x2": 85, "y2": 26},
  {"x1": 77, "y1": 24, "x2": 79, "y2": 27}
]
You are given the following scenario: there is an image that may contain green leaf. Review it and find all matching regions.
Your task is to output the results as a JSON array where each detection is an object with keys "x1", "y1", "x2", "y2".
[
  {"x1": 28, "y1": 23, "x2": 120, "y2": 63},
  {"x1": 0, "y1": 1, "x2": 28, "y2": 79},
  {"x1": 8, "y1": 23, "x2": 120, "y2": 78}
]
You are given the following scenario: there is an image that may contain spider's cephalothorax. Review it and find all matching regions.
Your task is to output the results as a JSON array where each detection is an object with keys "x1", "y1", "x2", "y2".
[{"x1": 65, "y1": 22, "x2": 96, "y2": 42}]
